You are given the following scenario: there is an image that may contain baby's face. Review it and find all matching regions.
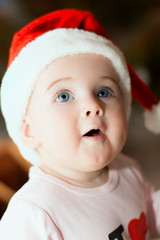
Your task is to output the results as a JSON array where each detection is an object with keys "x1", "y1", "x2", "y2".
[{"x1": 24, "y1": 54, "x2": 128, "y2": 174}]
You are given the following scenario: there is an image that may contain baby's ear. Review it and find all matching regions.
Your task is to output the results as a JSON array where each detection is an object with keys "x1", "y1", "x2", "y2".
[{"x1": 21, "y1": 116, "x2": 40, "y2": 149}]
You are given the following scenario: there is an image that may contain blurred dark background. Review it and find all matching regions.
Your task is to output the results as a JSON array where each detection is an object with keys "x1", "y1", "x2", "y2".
[{"x1": 0, "y1": 0, "x2": 160, "y2": 217}]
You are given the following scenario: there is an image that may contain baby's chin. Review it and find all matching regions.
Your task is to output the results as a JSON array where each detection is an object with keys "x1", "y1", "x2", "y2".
[{"x1": 75, "y1": 156, "x2": 111, "y2": 173}]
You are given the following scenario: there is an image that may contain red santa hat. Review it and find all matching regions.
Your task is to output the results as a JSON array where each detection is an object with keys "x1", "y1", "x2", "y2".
[{"x1": 1, "y1": 9, "x2": 160, "y2": 165}]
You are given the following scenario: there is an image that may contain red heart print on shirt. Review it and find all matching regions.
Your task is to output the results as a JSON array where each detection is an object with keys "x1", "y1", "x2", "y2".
[{"x1": 128, "y1": 212, "x2": 148, "y2": 240}]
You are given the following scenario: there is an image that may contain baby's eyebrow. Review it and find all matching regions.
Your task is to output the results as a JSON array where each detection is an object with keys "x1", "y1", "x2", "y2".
[
  {"x1": 45, "y1": 75, "x2": 118, "y2": 93},
  {"x1": 101, "y1": 75, "x2": 118, "y2": 84},
  {"x1": 46, "y1": 77, "x2": 71, "y2": 92}
]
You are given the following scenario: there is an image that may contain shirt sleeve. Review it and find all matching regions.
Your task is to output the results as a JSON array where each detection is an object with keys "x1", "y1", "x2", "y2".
[
  {"x1": 138, "y1": 167, "x2": 160, "y2": 238},
  {"x1": 0, "y1": 197, "x2": 62, "y2": 240},
  {"x1": 135, "y1": 161, "x2": 160, "y2": 238},
  {"x1": 146, "y1": 187, "x2": 160, "y2": 238},
  {"x1": 121, "y1": 154, "x2": 160, "y2": 238}
]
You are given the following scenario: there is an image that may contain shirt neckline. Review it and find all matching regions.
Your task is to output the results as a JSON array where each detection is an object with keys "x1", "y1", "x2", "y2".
[{"x1": 30, "y1": 161, "x2": 119, "y2": 196}]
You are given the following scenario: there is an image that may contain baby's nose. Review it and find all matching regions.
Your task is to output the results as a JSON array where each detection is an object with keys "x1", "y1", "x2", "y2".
[
  {"x1": 81, "y1": 97, "x2": 104, "y2": 119},
  {"x1": 85, "y1": 109, "x2": 102, "y2": 117}
]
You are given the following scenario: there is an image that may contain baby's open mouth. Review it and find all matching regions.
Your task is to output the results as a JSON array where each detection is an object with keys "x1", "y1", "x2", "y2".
[{"x1": 83, "y1": 129, "x2": 102, "y2": 137}]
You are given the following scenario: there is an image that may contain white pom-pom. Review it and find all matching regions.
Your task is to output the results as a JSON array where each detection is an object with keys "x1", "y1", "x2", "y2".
[{"x1": 144, "y1": 102, "x2": 160, "y2": 134}]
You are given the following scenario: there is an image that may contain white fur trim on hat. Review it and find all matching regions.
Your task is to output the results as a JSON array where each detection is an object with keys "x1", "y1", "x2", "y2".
[
  {"x1": 1, "y1": 28, "x2": 131, "y2": 165},
  {"x1": 144, "y1": 102, "x2": 160, "y2": 134}
]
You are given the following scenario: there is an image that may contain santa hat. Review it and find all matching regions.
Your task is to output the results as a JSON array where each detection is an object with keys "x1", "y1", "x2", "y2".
[{"x1": 1, "y1": 9, "x2": 160, "y2": 165}]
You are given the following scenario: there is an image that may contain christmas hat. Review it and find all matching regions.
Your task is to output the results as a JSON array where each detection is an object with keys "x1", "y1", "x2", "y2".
[{"x1": 1, "y1": 9, "x2": 160, "y2": 165}]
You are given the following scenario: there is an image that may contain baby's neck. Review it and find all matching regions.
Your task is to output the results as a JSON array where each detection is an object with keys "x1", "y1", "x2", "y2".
[{"x1": 40, "y1": 165, "x2": 109, "y2": 188}]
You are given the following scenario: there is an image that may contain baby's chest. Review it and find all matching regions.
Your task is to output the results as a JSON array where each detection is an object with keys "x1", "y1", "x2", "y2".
[{"x1": 50, "y1": 189, "x2": 148, "y2": 240}]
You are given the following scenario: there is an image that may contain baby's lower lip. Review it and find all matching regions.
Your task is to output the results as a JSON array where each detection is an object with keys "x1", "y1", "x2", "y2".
[{"x1": 83, "y1": 133, "x2": 104, "y2": 141}]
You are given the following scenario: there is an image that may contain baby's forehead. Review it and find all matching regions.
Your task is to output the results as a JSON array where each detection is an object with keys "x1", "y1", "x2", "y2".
[{"x1": 36, "y1": 54, "x2": 119, "y2": 89}]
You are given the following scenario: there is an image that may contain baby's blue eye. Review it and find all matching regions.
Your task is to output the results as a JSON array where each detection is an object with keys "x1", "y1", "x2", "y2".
[
  {"x1": 56, "y1": 92, "x2": 72, "y2": 102},
  {"x1": 97, "y1": 88, "x2": 112, "y2": 98}
]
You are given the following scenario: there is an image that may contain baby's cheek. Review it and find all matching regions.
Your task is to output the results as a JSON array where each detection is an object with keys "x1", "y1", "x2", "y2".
[{"x1": 110, "y1": 109, "x2": 127, "y2": 145}]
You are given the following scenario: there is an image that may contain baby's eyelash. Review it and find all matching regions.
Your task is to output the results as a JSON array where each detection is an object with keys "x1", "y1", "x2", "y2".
[
  {"x1": 53, "y1": 89, "x2": 66, "y2": 99},
  {"x1": 54, "y1": 89, "x2": 73, "y2": 103},
  {"x1": 97, "y1": 87, "x2": 114, "y2": 96},
  {"x1": 52, "y1": 86, "x2": 116, "y2": 103}
]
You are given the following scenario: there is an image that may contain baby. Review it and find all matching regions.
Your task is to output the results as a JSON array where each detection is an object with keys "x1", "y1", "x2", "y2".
[{"x1": 0, "y1": 9, "x2": 160, "y2": 240}]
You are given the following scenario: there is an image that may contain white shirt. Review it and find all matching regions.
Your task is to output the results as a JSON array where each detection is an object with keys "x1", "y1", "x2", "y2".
[{"x1": 0, "y1": 153, "x2": 160, "y2": 239}]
